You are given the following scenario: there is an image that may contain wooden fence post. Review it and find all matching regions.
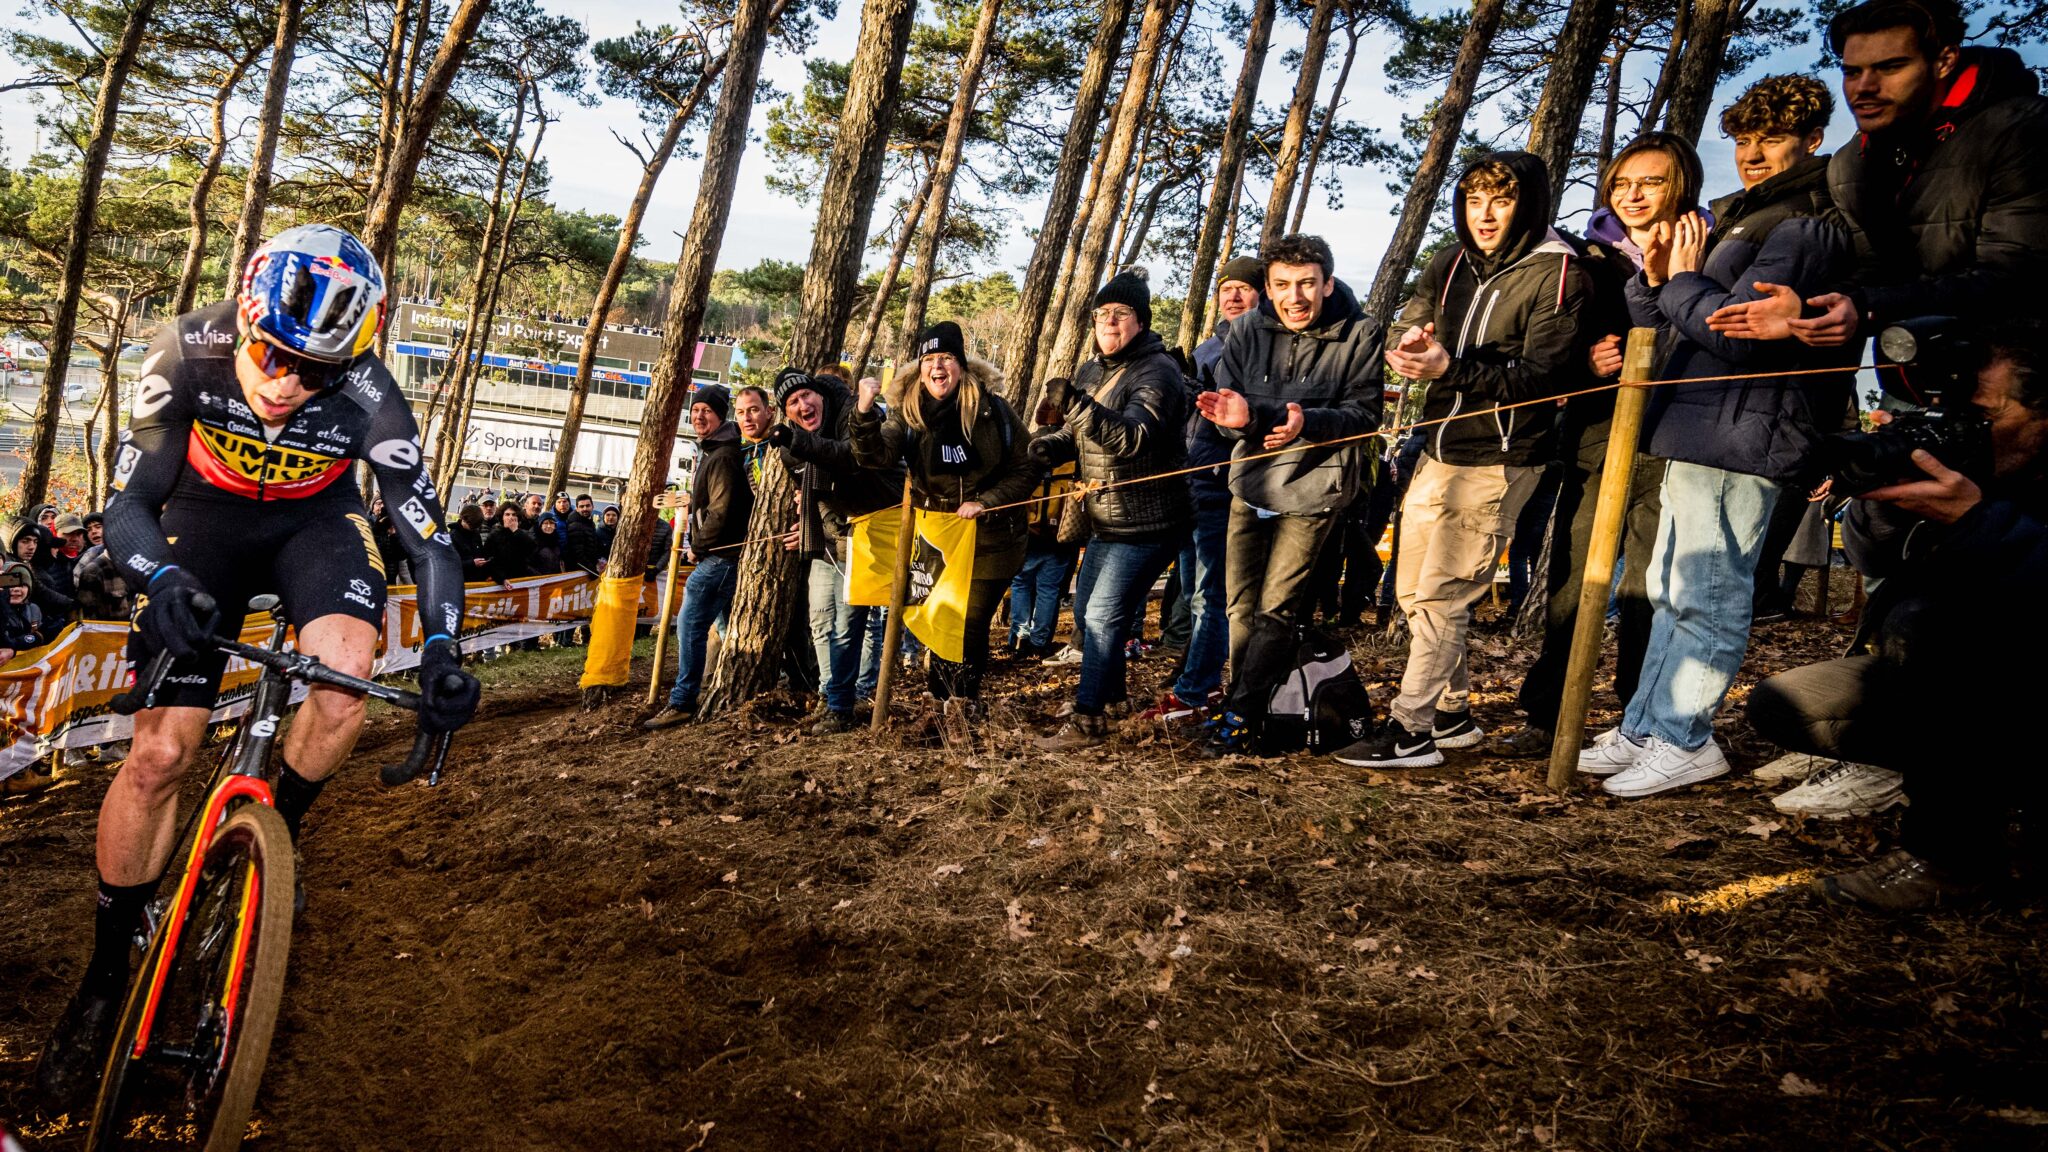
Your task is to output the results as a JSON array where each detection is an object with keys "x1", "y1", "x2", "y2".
[
  {"x1": 1546, "y1": 326, "x2": 1656, "y2": 791},
  {"x1": 645, "y1": 491, "x2": 687, "y2": 706}
]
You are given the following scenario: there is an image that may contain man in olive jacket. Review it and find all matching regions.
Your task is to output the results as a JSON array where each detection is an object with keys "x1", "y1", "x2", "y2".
[{"x1": 1195, "y1": 233, "x2": 1384, "y2": 755}]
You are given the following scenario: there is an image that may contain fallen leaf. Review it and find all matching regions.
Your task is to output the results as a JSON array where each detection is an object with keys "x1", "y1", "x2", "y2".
[
  {"x1": 1989, "y1": 1108, "x2": 2048, "y2": 1126},
  {"x1": 721, "y1": 870, "x2": 739, "y2": 884},
  {"x1": 1744, "y1": 818, "x2": 1783, "y2": 840},
  {"x1": 1004, "y1": 899, "x2": 1036, "y2": 941},
  {"x1": 1532, "y1": 1125, "x2": 1555, "y2": 1146},
  {"x1": 1165, "y1": 905, "x2": 1188, "y2": 928},
  {"x1": 932, "y1": 863, "x2": 966, "y2": 877},
  {"x1": 639, "y1": 898, "x2": 655, "y2": 920},
  {"x1": 1684, "y1": 948, "x2": 1724, "y2": 973},
  {"x1": 657, "y1": 817, "x2": 674, "y2": 828},
  {"x1": 1073, "y1": 931, "x2": 1101, "y2": 947},
  {"x1": 1301, "y1": 818, "x2": 1324, "y2": 841},
  {"x1": 1461, "y1": 859, "x2": 1491, "y2": 873},
  {"x1": 831, "y1": 899, "x2": 852, "y2": 911},
  {"x1": 1778, "y1": 969, "x2": 1831, "y2": 999},
  {"x1": 1931, "y1": 992, "x2": 1959, "y2": 1015},
  {"x1": 1313, "y1": 857, "x2": 1338, "y2": 869},
  {"x1": 1779, "y1": 1072, "x2": 1825, "y2": 1097},
  {"x1": 803, "y1": 778, "x2": 818, "y2": 794},
  {"x1": 718, "y1": 814, "x2": 742, "y2": 824},
  {"x1": 1407, "y1": 966, "x2": 1438, "y2": 981},
  {"x1": 1352, "y1": 936, "x2": 1381, "y2": 952}
]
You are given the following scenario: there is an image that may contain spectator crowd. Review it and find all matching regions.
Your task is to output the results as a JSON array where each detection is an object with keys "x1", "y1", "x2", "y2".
[
  {"x1": 640, "y1": 0, "x2": 2048, "y2": 914},
  {"x1": 9, "y1": 0, "x2": 2045, "y2": 914}
]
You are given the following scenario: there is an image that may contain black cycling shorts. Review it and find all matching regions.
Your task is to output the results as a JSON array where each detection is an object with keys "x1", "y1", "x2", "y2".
[{"x1": 129, "y1": 495, "x2": 389, "y2": 709}]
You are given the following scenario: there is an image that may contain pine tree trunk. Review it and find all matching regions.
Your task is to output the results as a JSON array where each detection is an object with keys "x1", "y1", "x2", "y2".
[
  {"x1": 1032, "y1": 98, "x2": 1117, "y2": 386},
  {"x1": 361, "y1": 0, "x2": 493, "y2": 274},
  {"x1": 1290, "y1": 18, "x2": 1357, "y2": 234},
  {"x1": 438, "y1": 107, "x2": 545, "y2": 495},
  {"x1": 224, "y1": 0, "x2": 304, "y2": 294},
  {"x1": 897, "y1": 0, "x2": 1004, "y2": 357},
  {"x1": 94, "y1": 295, "x2": 130, "y2": 509},
  {"x1": 784, "y1": 0, "x2": 919, "y2": 374},
  {"x1": 1262, "y1": 0, "x2": 1336, "y2": 250},
  {"x1": 1362, "y1": 0, "x2": 1508, "y2": 325},
  {"x1": 1596, "y1": 37, "x2": 1630, "y2": 176},
  {"x1": 603, "y1": 0, "x2": 776, "y2": 593},
  {"x1": 1640, "y1": 0, "x2": 1690, "y2": 134},
  {"x1": 1119, "y1": 170, "x2": 1188, "y2": 265},
  {"x1": 998, "y1": 0, "x2": 1131, "y2": 406},
  {"x1": 548, "y1": 61, "x2": 723, "y2": 500},
  {"x1": 18, "y1": 0, "x2": 159, "y2": 508},
  {"x1": 175, "y1": 44, "x2": 262, "y2": 314},
  {"x1": 1043, "y1": 0, "x2": 1181, "y2": 382},
  {"x1": 1661, "y1": 0, "x2": 1737, "y2": 143},
  {"x1": 367, "y1": 0, "x2": 413, "y2": 208},
  {"x1": 1524, "y1": 0, "x2": 1617, "y2": 202},
  {"x1": 1174, "y1": 0, "x2": 1273, "y2": 354},
  {"x1": 432, "y1": 94, "x2": 526, "y2": 489},
  {"x1": 849, "y1": 167, "x2": 932, "y2": 377}
]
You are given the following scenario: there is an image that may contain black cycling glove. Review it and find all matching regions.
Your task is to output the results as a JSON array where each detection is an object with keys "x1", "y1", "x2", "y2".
[
  {"x1": 417, "y1": 639, "x2": 481, "y2": 734},
  {"x1": 139, "y1": 568, "x2": 219, "y2": 658}
]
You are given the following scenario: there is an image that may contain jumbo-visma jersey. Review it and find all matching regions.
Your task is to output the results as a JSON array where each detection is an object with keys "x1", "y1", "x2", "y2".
[{"x1": 103, "y1": 300, "x2": 467, "y2": 643}]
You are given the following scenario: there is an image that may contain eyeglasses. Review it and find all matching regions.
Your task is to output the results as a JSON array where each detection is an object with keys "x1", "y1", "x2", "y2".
[
  {"x1": 1608, "y1": 175, "x2": 1671, "y2": 196},
  {"x1": 1091, "y1": 306, "x2": 1137, "y2": 323},
  {"x1": 241, "y1": 335, "x2": 352, "y2": 392}
]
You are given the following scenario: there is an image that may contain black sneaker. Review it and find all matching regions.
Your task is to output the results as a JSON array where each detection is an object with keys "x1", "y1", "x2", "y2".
[
  {"x1": 808, "y1": 710, "x2": 857, "y2": 736},
  {"x1": 1332, "y1": 723, "x2": 1444, "y2": 769},
  {"x1": 34, "y1": 985, "x2": 121, "y2": 1111},
  {"x1": 1428, "y1": 708, "x2": 1485, "y2": 750}
]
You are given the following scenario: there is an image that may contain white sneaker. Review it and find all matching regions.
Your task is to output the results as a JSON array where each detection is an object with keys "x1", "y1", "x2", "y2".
[
  {"x1": 1754, "y1": 752, "x2": 1828, "y2": 783},
  {"x1": 1041, "y1": 645, "x2": 1083, "y2": 667},
  {"x1": 1602, "y1": 736, "x2": 1730, "y2": 798},
  {"x1": 1577, "y1": 728, "x2": 1645, "y2": 777},
  {"x1": 1772, "y1": 761, "x2": 1905, "y2": 819}
]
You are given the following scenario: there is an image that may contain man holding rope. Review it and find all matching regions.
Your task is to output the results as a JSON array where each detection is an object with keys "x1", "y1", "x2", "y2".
[{"x1": 644, "y1": 384, "x2": 751, "y2": 730}]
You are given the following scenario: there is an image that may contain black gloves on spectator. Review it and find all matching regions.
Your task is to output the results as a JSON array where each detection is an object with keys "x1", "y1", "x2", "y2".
[
  {"x1": 417, "y1": 639, "x2": 481, "y2": 734},
  {"x1": 1041, "y1": 377, "x2": 1075, "y2": 412},
  {"x1": 765, "y1": 424, "x2": 793, "y2": 448},
  {"x1": 139, "y1": 568, "x2": 219, "y2": 658},
  {"x1": 1027, "y1": 437, "x2": 1059, "y2": 467}
]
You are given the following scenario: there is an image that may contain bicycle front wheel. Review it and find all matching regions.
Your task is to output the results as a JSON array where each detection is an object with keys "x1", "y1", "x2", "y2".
[{"x1": 88, "y1": 803, "x2": 296, "y2": 1152}]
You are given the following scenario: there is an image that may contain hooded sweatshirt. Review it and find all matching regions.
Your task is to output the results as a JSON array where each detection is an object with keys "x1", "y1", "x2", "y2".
[
  {"x1": 1828, "y1": 46, "x2": 2048, "y2": 329},
  {"x1": 1391, "y1": 150, "x2": 1594, "y2": 468},
  {"x1": 1210, "y1": 278, "x2": 1384, "y2": 515}
]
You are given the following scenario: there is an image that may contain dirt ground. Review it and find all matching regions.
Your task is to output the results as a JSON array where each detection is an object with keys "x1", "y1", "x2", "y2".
[{"x1": 3, "y1": 584, "x2": 2044, "y2": 1151}]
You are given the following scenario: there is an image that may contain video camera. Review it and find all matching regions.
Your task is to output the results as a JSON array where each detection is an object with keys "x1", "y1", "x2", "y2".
[{"x1": 1813, "y1": 317, "x2": 1992, "y2": 497}]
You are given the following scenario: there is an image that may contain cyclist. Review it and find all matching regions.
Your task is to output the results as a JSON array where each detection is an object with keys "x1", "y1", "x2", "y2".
[{"x1": 35, "y1": 224, "x2": 481, "y2": 1107}]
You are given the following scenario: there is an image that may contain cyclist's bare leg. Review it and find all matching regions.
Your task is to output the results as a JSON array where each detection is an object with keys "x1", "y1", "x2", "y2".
[
  {"x1": 279, "y1": 613, "x2": 380, "y2": 783},
  {"x1": 97, "y1": 706, "x2": 211, "y2": 885}
]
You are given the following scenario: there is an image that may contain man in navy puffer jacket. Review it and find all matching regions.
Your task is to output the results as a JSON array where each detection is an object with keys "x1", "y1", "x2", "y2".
[{"x1": 1581, "y1": 75, "x2": 1862, "y2": 798}]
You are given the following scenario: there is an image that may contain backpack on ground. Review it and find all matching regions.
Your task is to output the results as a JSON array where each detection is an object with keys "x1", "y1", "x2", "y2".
[{"x1": 1237, "y1": 620, "x2": 1375, "y2": 755}]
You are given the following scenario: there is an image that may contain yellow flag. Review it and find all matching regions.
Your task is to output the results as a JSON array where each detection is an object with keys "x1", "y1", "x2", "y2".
[{"x1": 847, "y1": 509, "x2": 978, "y2": 663}]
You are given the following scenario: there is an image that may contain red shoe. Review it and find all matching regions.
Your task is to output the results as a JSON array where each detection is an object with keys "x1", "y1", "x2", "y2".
[{"x1": 1139, "y1": 689, "x2": 1221, "y2": 725}]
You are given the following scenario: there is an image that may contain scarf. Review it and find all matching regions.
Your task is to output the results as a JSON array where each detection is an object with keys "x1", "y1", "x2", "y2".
[{"x1": 922, "y1": 388, "x2": 980, "y2": 475}]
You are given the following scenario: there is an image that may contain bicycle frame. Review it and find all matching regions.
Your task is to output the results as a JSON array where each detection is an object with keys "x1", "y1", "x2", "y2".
[{"x1": 126, "y1": 612, "x2": 296, "y2": 1064}]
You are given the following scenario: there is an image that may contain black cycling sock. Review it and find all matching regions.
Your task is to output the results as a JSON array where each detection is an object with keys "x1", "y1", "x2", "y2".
[
  {"x1": 273, "y1": 762, "x2": 327, "y2": 844},
  {"x1": 86, "y1": 876, "x2": 161, "y2": 996}
]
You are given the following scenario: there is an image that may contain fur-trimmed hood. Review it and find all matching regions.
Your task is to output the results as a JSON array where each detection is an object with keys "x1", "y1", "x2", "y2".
[{"x1": 883, "y1": 355, "x2": 1003, "y2": 410}]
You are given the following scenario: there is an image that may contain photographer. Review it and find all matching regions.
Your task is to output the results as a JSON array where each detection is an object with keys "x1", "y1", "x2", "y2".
[{"x1": 1748, "y1": 324, "x2": 2048, "y2": 911}]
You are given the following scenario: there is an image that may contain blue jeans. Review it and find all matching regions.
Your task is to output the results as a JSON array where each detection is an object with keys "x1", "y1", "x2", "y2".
[
  {"x1": 1622, "y1": 461, "x2": 1782, "y2": 750},
  {"x1": 858, "y1": 608, "x2": 885, "y2": 698},
  {"x1": 1008, "y1": 543, "x2": 1073, "y2": 649},
  {"x1": 1073, "y1": 539, "x2": 1177, "y2": 713},
  {"x1": 668, "y1": 554, "x2": 736, "y2": 710},
  {"x1": 1171, "y1": 501, "x2": 1230, "y2": 701},
  {"x1": 807, "y1": 556, "x2": 873, "y2": 714}
]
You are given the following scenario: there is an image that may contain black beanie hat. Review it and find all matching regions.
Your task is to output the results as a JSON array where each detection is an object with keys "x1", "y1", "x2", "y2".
[
  {"x1": 773, "y1": 366, "x2": 816, "y2": 411},
  {"x1": 1217, "y1": 255, "x2": 1265, "y2": 293},
  {"x1": 691, "y1": 383, "x2": 730, "y2": 422},
  {"x1": 914, "y1": 321, "x2": 968, "y2": 364},
  {"x1": 1092, "y1": 269, "x2": 1151, "y2": 328}
]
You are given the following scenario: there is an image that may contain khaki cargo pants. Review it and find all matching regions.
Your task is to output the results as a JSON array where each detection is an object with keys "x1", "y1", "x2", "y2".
[{"x1": 1391, "y1": 455, "x2": 1543, "y2": 733}]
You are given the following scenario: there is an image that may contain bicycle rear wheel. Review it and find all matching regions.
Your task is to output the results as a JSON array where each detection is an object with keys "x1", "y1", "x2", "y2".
[{"x1": 88, "y1": 804, "x2": 295, "y2": 1152}]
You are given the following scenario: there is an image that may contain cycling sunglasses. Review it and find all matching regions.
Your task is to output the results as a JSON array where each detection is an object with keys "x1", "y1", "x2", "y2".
[{"x1": 241, "y1": 335, "x2": 353, "y2": 393}]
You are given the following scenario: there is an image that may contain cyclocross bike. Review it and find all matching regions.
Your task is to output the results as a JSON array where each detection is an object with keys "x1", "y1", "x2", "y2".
[{"x1": 88, "y1": 592, "x2": 461, "y2": 1152}]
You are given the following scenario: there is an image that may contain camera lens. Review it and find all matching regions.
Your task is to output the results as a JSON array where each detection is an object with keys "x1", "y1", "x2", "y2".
[{"x1": 1878, "y1": 325, "x2": 1920, "y2": 364}]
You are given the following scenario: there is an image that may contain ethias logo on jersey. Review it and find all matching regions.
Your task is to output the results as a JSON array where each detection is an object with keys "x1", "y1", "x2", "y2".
[{"x1": 186, "y1": 424, "x2": 350, "y2": 499}]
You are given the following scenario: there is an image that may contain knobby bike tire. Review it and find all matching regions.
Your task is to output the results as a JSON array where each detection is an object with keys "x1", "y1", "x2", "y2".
[{"x1": 87, "y1": 804, "x2": 296, "y2": 1152}]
